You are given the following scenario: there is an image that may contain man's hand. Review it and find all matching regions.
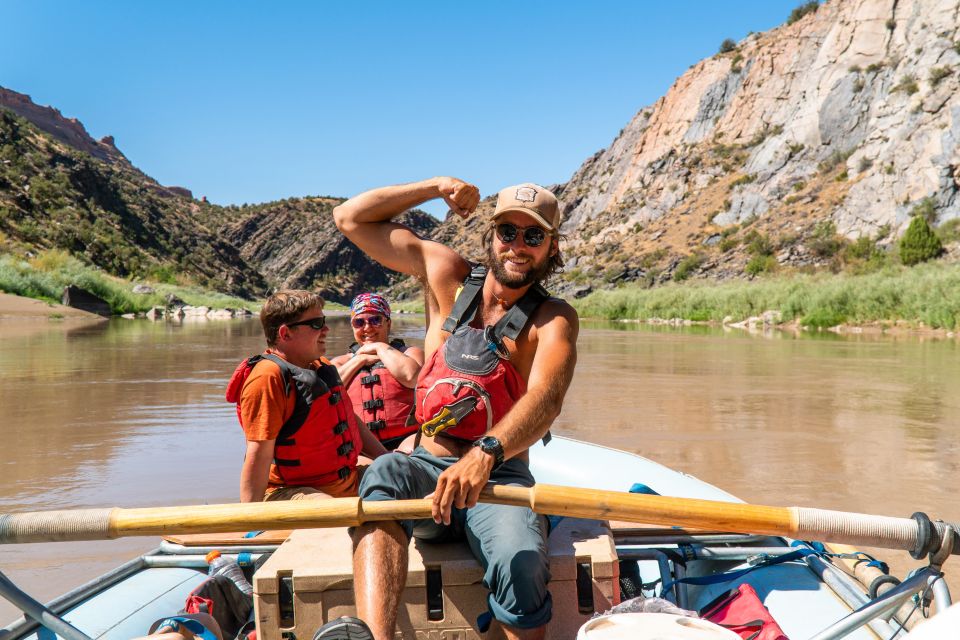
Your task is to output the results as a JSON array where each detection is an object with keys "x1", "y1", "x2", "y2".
[
  {"x1": 437, "y1": 178, "x2": 480, "y2": 218},
  {"x1": 430, "y1": 446, "x2": 494, "y2": 524}
]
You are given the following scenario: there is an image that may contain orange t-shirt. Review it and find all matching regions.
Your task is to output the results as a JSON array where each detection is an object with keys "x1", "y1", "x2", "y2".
[{"x1": 240, "y1": 352, "x2": 357, "y2": 496}]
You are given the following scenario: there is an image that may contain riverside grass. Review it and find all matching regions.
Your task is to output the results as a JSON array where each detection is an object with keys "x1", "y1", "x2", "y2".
[
  {"x1": 572, "y1": 262, "x2": 960, "y2": 330},
  {"x1": 0, "y1": 250, "x2": 260, "y2": 315}
]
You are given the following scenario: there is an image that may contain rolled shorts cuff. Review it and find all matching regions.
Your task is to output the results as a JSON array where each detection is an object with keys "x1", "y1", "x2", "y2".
[
  {"x1": 486, "y1": 590, "x2": 552, "y2": 630},
  {"x1": 351, "y1": 492, "x2": 415, "y2": 539}
]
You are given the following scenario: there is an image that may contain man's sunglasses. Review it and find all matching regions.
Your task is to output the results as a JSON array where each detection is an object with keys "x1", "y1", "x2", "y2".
[
  {"x1": 285, "y1": 316, "x2": 326, "y2": 330},
  {"x1": 352, "y1": 315, "x2": 384, "y2": 329},
  {"x1": 495, "y1": 223, "x2": 548, "y2": 248}
]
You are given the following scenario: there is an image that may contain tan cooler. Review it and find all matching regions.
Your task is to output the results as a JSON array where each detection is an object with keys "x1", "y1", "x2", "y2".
[{"x1": 254, "y1": 517, "x2": 619, "y2": 640}]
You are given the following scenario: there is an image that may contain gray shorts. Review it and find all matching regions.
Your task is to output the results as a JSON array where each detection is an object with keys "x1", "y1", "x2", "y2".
[{"x1": 359, "y1": 447, "x2": 552, "y2": 630}]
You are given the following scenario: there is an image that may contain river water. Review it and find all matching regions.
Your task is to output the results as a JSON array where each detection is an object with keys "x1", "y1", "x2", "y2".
[{"x1": 1, "y1": 315, "x2": 958, "y2": 625}]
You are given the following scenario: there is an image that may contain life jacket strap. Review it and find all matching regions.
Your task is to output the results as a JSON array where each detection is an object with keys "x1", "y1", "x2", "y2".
[{"x1": 442, "y1": 264, "x2": 487, "y2": 333}]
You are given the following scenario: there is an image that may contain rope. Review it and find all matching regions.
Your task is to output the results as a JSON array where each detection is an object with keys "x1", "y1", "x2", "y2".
[{"x1": 794, "y1": 508, "x2": 917, "y2": 551}]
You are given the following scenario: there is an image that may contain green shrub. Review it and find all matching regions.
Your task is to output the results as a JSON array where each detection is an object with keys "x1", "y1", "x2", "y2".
[
  {"x1": 885, "y1": 18, "x2": 896, "y2": 30},
  {"x1": 801, "y1": 308, "x2": 847, "y2": 328},
  {"x1": 809, "y1": 220, "x2": 847, "y2": 257},
  {"x1": 910, "y1": 197, "x2": 937, "y2": 223},
  {"x1": 787, "y1": 1, "x2": 819, "y2": 25},
  {"x1": 844, "y1": 236, "x2": 881, "y2": 261},
  {"x1": 731, "y1": 174, "x2": 756, "y2": 188},
  {"x1": 936, "y1": 218, "x2": 960, "y2": 244},
  {"x1": 900, "y1": 215, "x2": 943, "y2": 265},
  {"x1": 930, "y1": 67, "x2": 952, "y2": 87},
  {"x1": 744, "y1": 230, "x2": 774, "y2": 257},
  {"x1": 893, "y1": 74, "x2": 919, "y2": 94},
  {"x1": 719, "y1": 236, "x2": 740, "y2": 252},
  {"x1": 745, "y1": 254, "x2": 777, "y2": 276},
  {"x1": 719, "y1": 39, "x2": 737, "y2": 54},
  {"x1": 865, "y1": 62, "x2": 885, "y2": 74},
  {"x1": 818, "y1": 148, "x2": 854, "y2": 174},
  {"x1": 673, "y1": 254, "x2": 705, "y2": 282},
  {"x1": 731, "y1": 53, "x2": 744, "y2": 73}
]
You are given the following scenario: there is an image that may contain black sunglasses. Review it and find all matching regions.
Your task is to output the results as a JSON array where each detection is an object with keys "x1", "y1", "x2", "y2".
[
  {"x1": 286, "y1": 316, "x2": 326, "y2": 330},
  {"x1": 495, "y1": 223, "x2": 548, "y2": 248}
]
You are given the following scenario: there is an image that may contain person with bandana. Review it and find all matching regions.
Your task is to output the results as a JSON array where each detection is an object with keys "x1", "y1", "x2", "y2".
[{"x1": 331, "y1": 293, "x2": 425, "y2": 451}]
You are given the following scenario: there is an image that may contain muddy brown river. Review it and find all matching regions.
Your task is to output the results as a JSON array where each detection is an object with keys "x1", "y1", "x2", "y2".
[{"x1": 1, "y1": 315, "x2": 958, "y2": 625}]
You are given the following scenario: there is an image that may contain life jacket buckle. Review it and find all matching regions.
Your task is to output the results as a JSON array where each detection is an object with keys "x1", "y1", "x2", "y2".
[
  {"x1": 332, "y1": 420, "x2": 349, "y2": 435},
  {"x1": 337, "y1": 466, "x2": 351, "y2": 480},
  {"x1": 362, "y1": 398, "x2": 384, "y2": 410},
  {"x1": 361, "y1": 374, "x2": 381, "y2": 385},
  {"x1": 336, "y1": 441, "x2": 354, "y2": 457},
  {"x1": 367, "y1": 419, "x2": 387, "y2": 431},
  {"x1": 328, "y1": 392, "x2": 342, "y2": 405}
]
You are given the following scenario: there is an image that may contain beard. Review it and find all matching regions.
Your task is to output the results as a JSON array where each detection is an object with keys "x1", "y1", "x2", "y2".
[{"x1": 485, "y1": 243, "x2": 552, "y2": 289}]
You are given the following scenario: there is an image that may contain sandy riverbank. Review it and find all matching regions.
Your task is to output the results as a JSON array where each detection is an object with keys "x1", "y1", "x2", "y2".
[{"x1": 0, "y1": 292, "x2": 107, "y2": 322}]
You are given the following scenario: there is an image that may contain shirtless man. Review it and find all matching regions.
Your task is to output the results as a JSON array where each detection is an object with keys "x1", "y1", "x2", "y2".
[{"x1": 333, "y1": 177, "x2": 579, "y2": 640}]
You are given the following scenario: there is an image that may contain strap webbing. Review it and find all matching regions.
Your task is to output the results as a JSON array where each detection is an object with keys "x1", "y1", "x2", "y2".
[
  {"x1": 442, "y1": 265, "x2": 486, "y2": 333},
  {"x1": 493, "y1": 283, "x2": 549, "y2": 341}
]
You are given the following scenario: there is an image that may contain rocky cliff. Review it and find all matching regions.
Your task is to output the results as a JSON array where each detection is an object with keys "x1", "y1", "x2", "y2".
[
  {"x1": 222, "y1": 197, "x2": 437, "y2": 302},
  {"x1": 430, "y1": 0, "x2": 960, "y2": 298}
]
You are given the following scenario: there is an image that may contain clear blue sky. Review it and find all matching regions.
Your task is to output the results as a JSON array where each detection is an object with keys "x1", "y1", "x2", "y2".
[{"x1": 2, "y1": 1, "x2": 803, "y2": 216}]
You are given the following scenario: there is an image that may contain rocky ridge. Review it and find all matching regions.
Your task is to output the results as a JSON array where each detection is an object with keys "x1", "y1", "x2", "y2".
[
  {"x1": 428, "y1": 0, "x2": 960, "y2": 299},
  {"x1": 0, "y1": 89, "x2": 434, "y2": 304}
]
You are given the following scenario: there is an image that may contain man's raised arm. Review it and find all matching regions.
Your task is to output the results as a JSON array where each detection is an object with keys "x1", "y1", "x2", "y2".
[{"x1": 332, "y1": 177, "x2": 480, "y2": 279}]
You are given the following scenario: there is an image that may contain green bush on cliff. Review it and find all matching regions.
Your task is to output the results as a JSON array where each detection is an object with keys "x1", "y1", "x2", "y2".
[
  {"x1": 899, "y1": 215, "x2": 943, "y2": 265},
  {"x1": 787, "y1": 1, "x2": 819, "y2": 25},
  {"x1": 718, "y1": 39, "x2": 737, "y2": 54}
]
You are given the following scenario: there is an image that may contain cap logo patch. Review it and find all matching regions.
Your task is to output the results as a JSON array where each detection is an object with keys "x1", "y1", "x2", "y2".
[{"x1": 514, "y1": 186, "x2": 537, "y2": 203}]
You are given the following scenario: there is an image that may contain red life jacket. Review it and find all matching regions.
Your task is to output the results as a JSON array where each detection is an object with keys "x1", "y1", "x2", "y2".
[
  {"x1": 226, "y1": 353, "x2": 360, "y2": 486},
  {"x1": 415, "y1": 265, "x2": 550, "y2": 442},
  {"x1": 346, "y1": 339, "x2": 417, "y2": 445}
]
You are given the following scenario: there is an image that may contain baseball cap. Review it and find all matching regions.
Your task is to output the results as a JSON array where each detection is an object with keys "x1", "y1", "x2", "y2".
[{"x1": 491, "y1": 183, "x2": 561, "y2": 232}]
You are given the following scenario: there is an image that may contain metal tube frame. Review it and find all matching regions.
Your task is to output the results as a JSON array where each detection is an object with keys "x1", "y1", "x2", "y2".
[
  {"x1": 807, "y1": 568, "x2": 940, "y2": 640},
  {"x1": 0, "y1": 568, "x2": 93, "y2": 640}
]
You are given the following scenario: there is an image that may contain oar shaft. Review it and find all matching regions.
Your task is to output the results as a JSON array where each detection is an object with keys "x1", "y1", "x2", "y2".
[
  {"x1": 482, "y1": 484, "x2": 960, "y2": 556},
  {"x1": 0, "y1": 498, "x2": 436, "y2": 543}
]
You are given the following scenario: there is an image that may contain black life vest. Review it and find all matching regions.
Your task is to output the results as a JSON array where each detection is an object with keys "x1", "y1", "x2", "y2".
[{"x1": 226, "y1": 353, "x2": 360, "y2": 486}]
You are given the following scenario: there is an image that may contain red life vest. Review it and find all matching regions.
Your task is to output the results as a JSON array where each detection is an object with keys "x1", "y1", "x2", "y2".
[
  {"x1": 226, "y1": 353, "x2": 360, "y2": 486},
  {"x1": 346, "y1": 339, "x2": 417, "y2": 445},
  {"x1": 415, "y1": 265, "x2": 550, "y2": 442}
]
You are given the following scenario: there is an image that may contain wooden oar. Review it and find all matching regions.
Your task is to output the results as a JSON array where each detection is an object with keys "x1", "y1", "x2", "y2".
[{"x1": 1, "y1": 484, "x2": 956, "y2": 557}]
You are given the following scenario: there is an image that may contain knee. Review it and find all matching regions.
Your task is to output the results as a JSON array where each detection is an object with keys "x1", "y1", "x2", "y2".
[{"x1": 358, "y1": 452, "x2": 418, "y2": 499}]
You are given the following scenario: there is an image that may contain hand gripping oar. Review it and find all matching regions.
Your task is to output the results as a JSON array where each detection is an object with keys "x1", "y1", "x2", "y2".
[{"x1": 1, "y1": 484, "x2": 957, "y2": 558}]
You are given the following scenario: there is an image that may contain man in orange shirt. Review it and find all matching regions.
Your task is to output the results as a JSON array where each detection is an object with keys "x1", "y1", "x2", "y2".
[{"x1": 227, "y1": 290, "x2": 387, "y2": 502}]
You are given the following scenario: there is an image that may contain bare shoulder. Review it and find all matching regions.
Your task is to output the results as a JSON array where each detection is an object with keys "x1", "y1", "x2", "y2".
[{"x1": 533, "y1": 297, "x2": 579, "y2": 337}]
